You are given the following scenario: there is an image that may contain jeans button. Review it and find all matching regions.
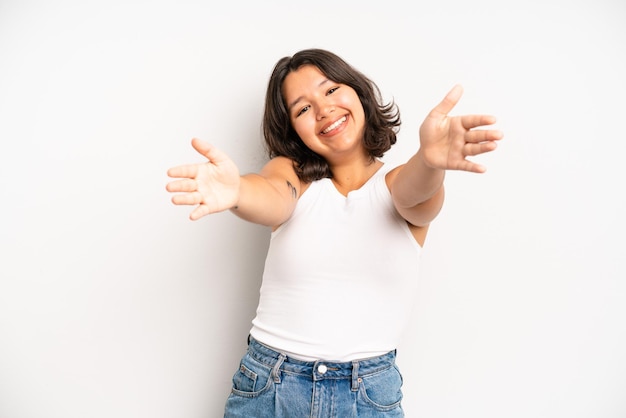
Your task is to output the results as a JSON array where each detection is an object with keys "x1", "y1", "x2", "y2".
[{"x1": 317, "y1": 364, "x2": 327, "y2": 374}]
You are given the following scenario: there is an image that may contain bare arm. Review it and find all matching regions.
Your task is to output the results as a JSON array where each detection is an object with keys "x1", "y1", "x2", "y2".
[
  {"x1": 230, "y1": 156, "x2": 302, "y2": 226},
  {"x1": 390, "y1": 85, "x2": 503, "y2": 227},
  {"x1": 166, "y1": 138, "x2": 301, "y2": 227},
  {"x1": 388, "y1": 155, "x2": 446, "y2": 227}
]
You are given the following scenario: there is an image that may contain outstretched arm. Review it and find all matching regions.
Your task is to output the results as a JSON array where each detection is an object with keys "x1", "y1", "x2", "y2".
[
  {"x1": 166, "y1": 138, "x2": 301, "y2": 226},
  {"x1": 390, "y1": 85, "x2": 503, "y2": 227}
]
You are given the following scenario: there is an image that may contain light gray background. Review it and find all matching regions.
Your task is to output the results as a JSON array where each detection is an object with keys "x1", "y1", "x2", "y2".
[{"x1": 1, "y1": 1, "x2": 624, "y2": 417}]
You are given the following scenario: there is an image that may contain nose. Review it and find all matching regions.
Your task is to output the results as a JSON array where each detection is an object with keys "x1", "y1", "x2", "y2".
[{"x1": 316, "y1": 101, "x2": 335, "y2": 121}]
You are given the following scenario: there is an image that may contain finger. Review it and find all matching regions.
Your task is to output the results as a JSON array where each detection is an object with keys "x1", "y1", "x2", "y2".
[
  {"x1": 191, "y1": 138, "x2": 230, "y2": 164},
  {"x1": 457, "y1": 159, "x2": 487, "y2": 174},
  {"x1": 465, "y1": 129, "x2": 504, "y2": 144},
  {"x1": 171, "y1": 191, "x2": 203, "y2": 206},
  {"x1": 429, "y1": 84, "x2": 463, "y2": 117},
  {"x1": 464, "y1": 141, "x2": 498, "y2": 157},
  {"x1": 190, "y1": 204, "x2": 211, "y2": 221},
  {"x1": 165, "y1": 179, "x2": 196, "y2": 193},
  {"x1": 167, "y1": 164, "x2": 199, "y2": 179},
  {"x1": 460, "y1": 114, "x2": 498, "y2": 130}
]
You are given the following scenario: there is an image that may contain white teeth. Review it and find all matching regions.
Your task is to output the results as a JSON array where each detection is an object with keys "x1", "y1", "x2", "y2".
[{"x1": 322, "y1": 116, "x2": 346, "y2": 134}]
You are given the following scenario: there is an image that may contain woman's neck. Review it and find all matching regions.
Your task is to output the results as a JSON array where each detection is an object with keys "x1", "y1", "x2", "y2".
[{"x1": 329, "y1": 157, "x2": 383, "y2": 195}]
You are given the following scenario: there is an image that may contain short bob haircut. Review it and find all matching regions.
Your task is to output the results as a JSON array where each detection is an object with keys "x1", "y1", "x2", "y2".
[{"x1": 263, "y1": 48, "x2": 401, "y2": 183}]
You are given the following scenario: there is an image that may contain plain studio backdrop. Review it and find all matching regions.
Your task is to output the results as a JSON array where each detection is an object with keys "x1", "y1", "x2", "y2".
[{"x1": 1, "y1": 1, "x2": 624, "y2": 417}]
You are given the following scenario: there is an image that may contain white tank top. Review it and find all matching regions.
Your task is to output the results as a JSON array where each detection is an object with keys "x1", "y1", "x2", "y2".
[{"x1": 250, "y1": 164, "x2": 422, "y2": 361}]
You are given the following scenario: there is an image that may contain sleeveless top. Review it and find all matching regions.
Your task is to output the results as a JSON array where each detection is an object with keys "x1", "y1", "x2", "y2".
[{"x1": 249, "y1": 164, "x2": 422, "y2": 361}]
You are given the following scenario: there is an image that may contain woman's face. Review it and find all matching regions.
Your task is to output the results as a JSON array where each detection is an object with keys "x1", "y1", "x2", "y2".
[{"x1": 282, "y1": 65, "x2": 366, "y2": 163}]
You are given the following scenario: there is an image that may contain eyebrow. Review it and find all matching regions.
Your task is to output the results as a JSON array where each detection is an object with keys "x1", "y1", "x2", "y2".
[{"x1": 286, "y1": 78, "x2": 331, "y2": 111}]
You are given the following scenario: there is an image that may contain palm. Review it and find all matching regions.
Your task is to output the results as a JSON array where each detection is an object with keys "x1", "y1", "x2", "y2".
[
  {"x1": 194, "y1": 156, "x2": 240, "y2": 212},
  {"x1": 166, "y1": 138, "x2": 241, "y2": 220},
  {"x1": 419, "y1": 85, "x2": 502, "y2": 173}
]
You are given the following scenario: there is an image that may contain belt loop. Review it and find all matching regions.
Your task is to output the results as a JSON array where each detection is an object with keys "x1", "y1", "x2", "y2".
[
  {"x1": 351, "y1": 360, "x2": 360, "y2": 392},
  {"x1": 272, "y1": 353, "x2": 286, "y2": 383}
]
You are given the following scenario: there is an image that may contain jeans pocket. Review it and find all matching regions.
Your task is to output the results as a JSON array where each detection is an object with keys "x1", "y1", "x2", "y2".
[
  {"x1": 230, "y1": 353, "x2": 273, "y2": 398},
  {"x1": 358, "y1": 364, "x2": 404, "y2": 412}
]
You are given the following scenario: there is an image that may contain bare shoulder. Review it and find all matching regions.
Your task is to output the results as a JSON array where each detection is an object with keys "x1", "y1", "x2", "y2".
[
  {"x1": 384, "y1": 164, "x2": 405, "y2": 189},
  {"x1": 260, "y1": 155, "x2": 295, "y2": 172}
]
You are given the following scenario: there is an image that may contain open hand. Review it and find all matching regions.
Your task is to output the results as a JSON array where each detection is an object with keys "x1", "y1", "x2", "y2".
[
  {"x1": 419, "y1": 85, "x2": 503, "y2": 173},
  {"x1": 166, "y1": 138, "x2": 240, "y2": 220}
]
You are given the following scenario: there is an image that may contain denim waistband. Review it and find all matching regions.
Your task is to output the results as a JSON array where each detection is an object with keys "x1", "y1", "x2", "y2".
[{"x1": 247, "y1": 336, "x2": 397, "y2": 382}]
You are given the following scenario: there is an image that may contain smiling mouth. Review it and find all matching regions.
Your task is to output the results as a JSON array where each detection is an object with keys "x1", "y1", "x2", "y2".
[{"x1": 321, "y1": 116, "x2": 347, "y2": 134}]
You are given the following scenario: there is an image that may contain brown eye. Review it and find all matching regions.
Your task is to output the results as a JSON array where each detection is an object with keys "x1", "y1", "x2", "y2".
[{"x1": 296, "y1": 105, "x2": 310, "y2": 117}]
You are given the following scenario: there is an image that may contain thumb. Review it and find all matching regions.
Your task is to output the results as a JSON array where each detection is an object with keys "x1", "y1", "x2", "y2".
[
  {"x1": 430, "y1": 84, "x2": 464, "y2": 117},
  {"x1": 191, "y1": 137, "x2": 229, "y2": 164}
]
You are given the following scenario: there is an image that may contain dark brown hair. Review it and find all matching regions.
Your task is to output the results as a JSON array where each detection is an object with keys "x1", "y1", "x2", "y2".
[{"x1": 262, "y1": 48, "x2": 401, "y2": 182}]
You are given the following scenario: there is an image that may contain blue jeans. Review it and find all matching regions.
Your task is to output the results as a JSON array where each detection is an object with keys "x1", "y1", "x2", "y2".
[{"x1": 223, "y1": 337, "x2": 404, "y2": 417}]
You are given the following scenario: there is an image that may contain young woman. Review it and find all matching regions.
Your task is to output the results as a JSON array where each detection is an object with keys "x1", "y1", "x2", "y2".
[{"x1": 166, "y1": 48, "x2": 503, "y2": 417}]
